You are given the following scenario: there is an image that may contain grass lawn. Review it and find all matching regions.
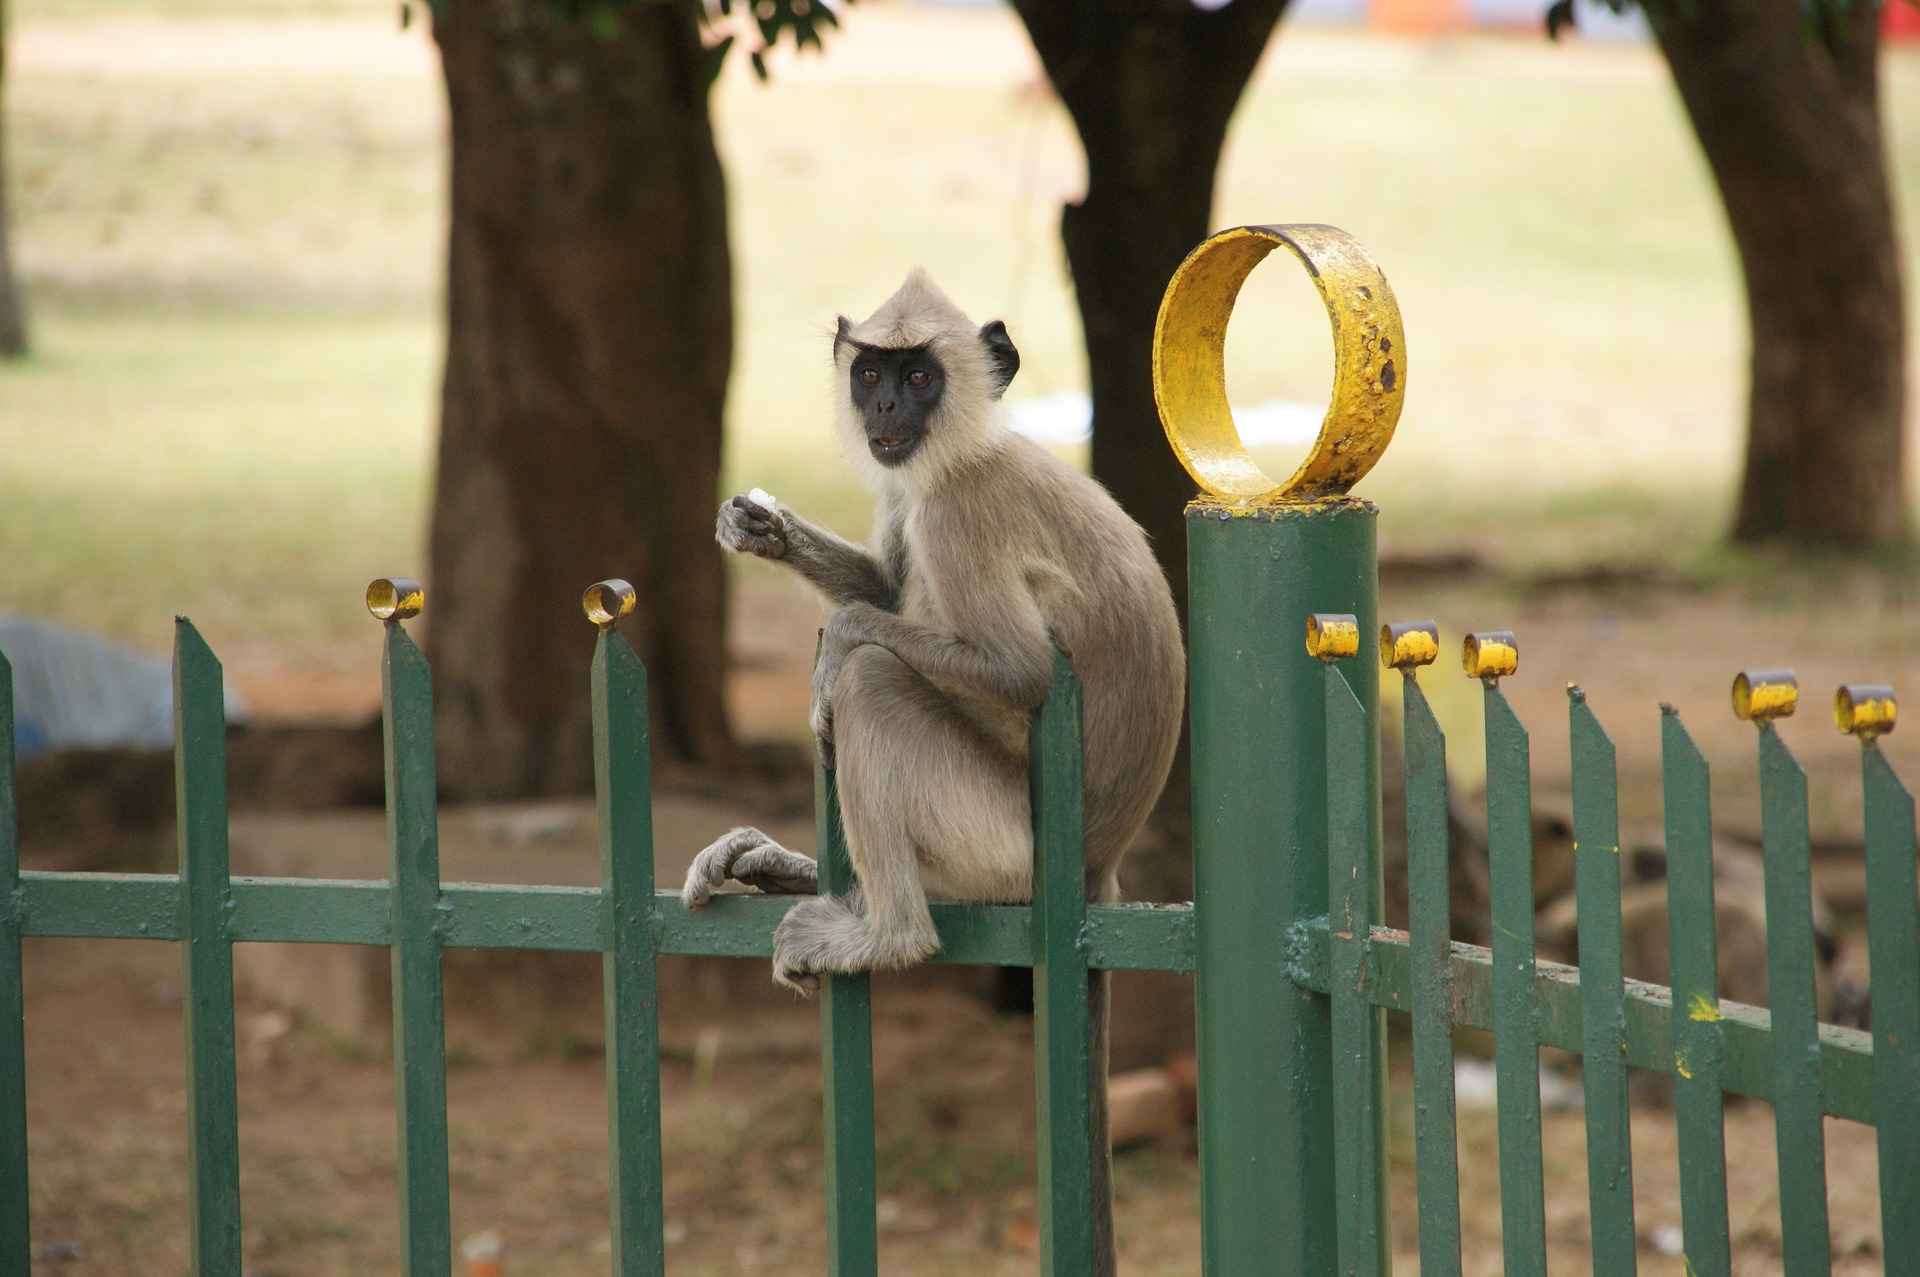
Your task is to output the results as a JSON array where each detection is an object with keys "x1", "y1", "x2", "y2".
[{"x1": 9, "y1": 0, "x2": 1920, "y2": 661}]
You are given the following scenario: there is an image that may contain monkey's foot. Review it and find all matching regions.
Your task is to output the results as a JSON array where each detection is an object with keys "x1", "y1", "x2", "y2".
[
  {"x1": 681, "y1": 827, "x2": 818, "y2": 910},
  {"x1": 770, "y1": 896, "x2": 939, "y2": 997}
]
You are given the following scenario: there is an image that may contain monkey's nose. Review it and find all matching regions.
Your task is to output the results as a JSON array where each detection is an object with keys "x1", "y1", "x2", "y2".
[{"x1": 877, "y1": 400, "x2": 896, "y2": 414}]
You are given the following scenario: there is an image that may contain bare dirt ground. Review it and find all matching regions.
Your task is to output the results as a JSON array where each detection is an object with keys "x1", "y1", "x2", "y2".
[{"x1": 19, "y1": 934, "x2": 1889, "y2": 1275}]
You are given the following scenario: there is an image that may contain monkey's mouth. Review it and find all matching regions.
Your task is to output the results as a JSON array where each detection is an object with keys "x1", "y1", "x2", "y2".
[{"x1": 867, "y1": 432, "x2": 921, "y2": 465}]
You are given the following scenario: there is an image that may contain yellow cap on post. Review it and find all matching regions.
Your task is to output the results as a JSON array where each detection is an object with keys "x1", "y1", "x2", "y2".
[
  {"x1": 1834, "y1": 683, "x2": 1897, "y2": 741},
  {"x1": 366, "y1": 578, "x2": 424, "y2": 622},
  {"x1": 582, "y1": 579, "x2": 638, "y2": 629},
  {"x1": 1463, "y1": 631, "x2": 1518, "y2": 681},
  {"x1": 1306, "y1": 613, "x2": 1361, "y2": 662},
  {"x1": 1153, "y1": 224, "x2": 1405, "y2": 505},
  {"x1": 1380, "y1": 621, "x2": 1440, "y2": 672},
  {"x1": 1731, "y1": 669, "x2": 1798, "y2": 724}
]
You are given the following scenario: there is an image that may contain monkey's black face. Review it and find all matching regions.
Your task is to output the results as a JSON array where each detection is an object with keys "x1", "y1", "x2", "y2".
[{"x1": 849, "y1": 346, "x2": 945, "y2": 466}]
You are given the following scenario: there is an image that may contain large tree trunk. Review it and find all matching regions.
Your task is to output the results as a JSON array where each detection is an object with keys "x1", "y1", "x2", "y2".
[
  {"x1": 1649, "y1": 0, "x2": 1907, "y2": 545},
  {"x1": 430, "y1": 2, "x2": 733, "y2": 799},
  {"x1": 1009, "y1": 0, "x2": 1288, "y2": 906},
  {"x1": 0, "y1": 0, "x2": 28, "y2": 359}
]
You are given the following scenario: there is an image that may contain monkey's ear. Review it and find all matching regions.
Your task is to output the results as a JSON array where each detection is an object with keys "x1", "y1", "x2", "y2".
[
  {"x1": 980, "y1": 320, "x2": 1019, "y2": 399},
  {"x1": 833, "y1": 316, "x2": 852, "y2": 355}
]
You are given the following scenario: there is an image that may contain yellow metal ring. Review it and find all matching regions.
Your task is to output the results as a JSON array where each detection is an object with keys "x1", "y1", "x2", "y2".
[
  {"x1": 1153, "y1": 224, "x2": 1406, "y2": 505},
  {"x1": 1380, "y1": 621, "x2": 1440, "y2": 671},
  {"x1": 1834, "y1": 683, "x2": 1897, "y2": 740},
  {"x1": 1463, "y1": 631, "x2": 1518, "y2": 681},
  {"x1": 1306, "y1": 613, "x2": 1361, "y2": 662},
  {"x1": 1731, "y1": 669, "x2": 1798, "y2": 724},
  {"x1": 583, "y1": 579, "x2": 638, "y2": 629},
  {"x1": 366, "y1": 577, "x2": 424, "y2": 622}
]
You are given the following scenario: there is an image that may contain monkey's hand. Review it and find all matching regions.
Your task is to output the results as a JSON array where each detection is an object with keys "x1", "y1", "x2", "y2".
[
  {"x1": 715, "y1": 491, "x2": 788, "y2": 560},
  {"x1": 682, "y1": 827, "x2": 818, "y2": 909}
]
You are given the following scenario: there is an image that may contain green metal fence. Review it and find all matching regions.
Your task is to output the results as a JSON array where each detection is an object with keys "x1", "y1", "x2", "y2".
[
  {"x1": 5, "y1": 571, "x2": 1912, "y2": 1277},
  {"x1": 4, "y1": 222, "x2": 1917, "y2": 1275}
]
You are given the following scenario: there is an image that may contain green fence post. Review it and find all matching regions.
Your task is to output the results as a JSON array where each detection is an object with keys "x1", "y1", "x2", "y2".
[
  {"x1": 817, "y1": 759, "x2": 878, "y2": 1277},
  {"x1": 0, "y1": 650, "x2": 27, "y2": 1276},
  {"x1": 1659, "y1": 708, "x2": 1732, "y2": 1275},
  {"x1": 1390, "y1": 627, "x2": 1463, "y2": 1277},
  {"x1": 1836, "y1": 685, "x2": 1917, "y2": 1263},
  {"x1": 369, "y1": 580, "x2": 453, "y2": 1276},
  {"x1": 586, "y1": 582, "x2": 666, "y2": 1277},
  {"x1": 174, "y1": 620, "x2": 244, "y2": 1275},
  {"x1": 1162, "y1": 222, "x2": 1399, "y2": 1276},
  {"x1": 1320, "y1": 639, "x2": 1388, "y2": 1277},
  {"x1": 1030, "y1": 652, "x2": 1095, "y2": 1277},
  {"x1": 1188, "y1": 504, "x2": 1378, "y2": 1274},
  {"x1": 1567, "y1": 689, "x2": 1636, "y2": 1273},
  {"x1": 1735, "y1": 671, "x2": 1832, "y2": 1275},
  {"x1": 1465, "y1": 633, "x2": 1547, "y2": 1276}
]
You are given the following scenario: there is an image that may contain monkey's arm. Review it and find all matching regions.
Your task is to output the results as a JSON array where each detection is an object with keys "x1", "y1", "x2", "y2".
[
  {"x1": 715, "y1": 493, "x2": 897, "y2": 610},
  {"x1": 819, "y1": 597, "x2": 1055, "y2": 713}
]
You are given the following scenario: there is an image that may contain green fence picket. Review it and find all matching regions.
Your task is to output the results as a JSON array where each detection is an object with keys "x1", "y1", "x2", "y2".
[
  {"x1": 1659, "y1": 709, "x2": 1732, "y2": 1275},
  {"x1": 1032, "y1": 652, "x2": 1096, "y2": 1277},
  {"x1": 1482, "y1": 681, "x2": 1548, "y2": 1276},
  {"x1": 174, "y1": 621, "x2": 244, "y2": 1275},
  {"x1": 1326, "y1": 663, "x2": 1387, "y2": 1277},
  {"x1": 380, "y1": 620, "x2": 453, "y2": 1276},
  {"x1": 1755, "y1": 725, "x2": 1832, "y2": 1274},
  {"x1": 1401, "y1": 676, "x2": 1462, "y2": 1276},
  {"x1": 816, "y1": 762, "x2": 878, "y2": 1277},
  {"x1": 591, "y1": 628, "x2": 666, "y2": 1277},
  {"x1": 0, "y1": 650, "x2": 27, "y2": 1276},
  {"x1": 1860, "y1": 744, "x2": 1918, "y2": 1259},
  {"x1": 1567, "y1": 690, "x2": 1635, "y2": 1272}
]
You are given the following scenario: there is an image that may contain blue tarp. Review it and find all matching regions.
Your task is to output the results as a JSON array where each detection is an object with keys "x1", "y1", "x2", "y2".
[{"x1": 0, "y1": 617, "x2": 250, "y2": 761}]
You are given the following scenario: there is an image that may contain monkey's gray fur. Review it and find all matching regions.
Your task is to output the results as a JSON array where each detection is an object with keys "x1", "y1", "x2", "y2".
[{"x1": 689, "y1": 270, "x2": 1185, "y2": 1273}]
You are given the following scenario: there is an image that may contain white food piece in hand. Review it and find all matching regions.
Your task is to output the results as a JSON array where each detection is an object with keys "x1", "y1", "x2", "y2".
[{"x1": 748, "y1": 487, "x2": 779, "y2": 510}]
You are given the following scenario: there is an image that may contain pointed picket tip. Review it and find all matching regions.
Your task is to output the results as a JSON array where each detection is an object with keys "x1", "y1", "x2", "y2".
[
  {"x1": 172, "y1": 616, "x2": 225, "y2": 682},
  {"x1": 1568, "y1": 684, "x2": 1616, "y2": 764},
  {"x1": 1659, "y1": 704, "x2": 1708, "y2": 768}
]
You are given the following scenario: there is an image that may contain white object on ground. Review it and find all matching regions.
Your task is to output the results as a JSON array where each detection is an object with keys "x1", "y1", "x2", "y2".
[
  {"x1": 748, "y1": 487, "x2": 779, "y2": 509},
  {"x1": 1005, "y1": 391, "x2": 1323, "y2": 448}
]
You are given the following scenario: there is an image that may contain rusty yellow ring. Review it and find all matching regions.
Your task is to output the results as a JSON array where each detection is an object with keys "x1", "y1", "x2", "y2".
[
  {"x1": 1380, "y1": 620, "x2": 1440, "y2": 671},
  {"x1": 1834, "y1": 683, "x2": 1897, "y2": 739},
  {"x1": 1463, "y1": 631, "x2": 1519, "y2": 681},
  {"x1": 1153, "y1": 224, "x2": 1406, "y2": 505},
  {"x1": 1731, "y1": 669, "x2": 1798, "y2": 724},
  {"x1": 583, "y1": 579, "x2": 639, "y2": 629},
  {"x1": 1305, "y1": 612, "x2": 1361, "y2": 662},
  {"x1": 366, "y1": 577, "x2": 424, "y2": 622}
]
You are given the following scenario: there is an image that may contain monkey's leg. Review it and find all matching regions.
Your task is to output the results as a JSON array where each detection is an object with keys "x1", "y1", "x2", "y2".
[
  {"x1": 681, "y1": 826, "x2": 818, "y2": 909},
  {"x1": 773, "y1": 646, "x2": 1031, "y2": 994}
]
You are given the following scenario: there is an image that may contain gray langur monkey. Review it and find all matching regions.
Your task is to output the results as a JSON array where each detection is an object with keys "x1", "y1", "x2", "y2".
[{"x1": 684, "y1": 270, "x2": 1185, "y2": 1273}]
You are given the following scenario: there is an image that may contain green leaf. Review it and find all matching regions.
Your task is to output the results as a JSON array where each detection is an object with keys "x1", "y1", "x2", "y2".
[{"x1": 587, "y1": 2, "x2": 624, "y2": 41}]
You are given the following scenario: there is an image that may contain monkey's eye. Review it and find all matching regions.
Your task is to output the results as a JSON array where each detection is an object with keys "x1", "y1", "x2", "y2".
[
  {"x1": 906, "y1": 369, "x2": 931, "y2": 388},
  {"x1": 859, "y1": 368, "x2": 881, "y2": 387}
]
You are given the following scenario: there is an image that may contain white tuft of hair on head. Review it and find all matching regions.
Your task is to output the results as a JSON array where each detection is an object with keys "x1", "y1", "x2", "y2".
[{"x1": 831, "y1": 269, "x2": 1009, "y2": 492}]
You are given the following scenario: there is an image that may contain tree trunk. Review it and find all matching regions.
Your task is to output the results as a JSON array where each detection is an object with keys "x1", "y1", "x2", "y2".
[
  {"x1": 430, "y1": 2, "x2": 733, "y2": 799},
  {"x1": 1009, "y1": 0, "x2": 1288, "y2": 903},
  {"x1": 0, "y1": 0, "x2": 28, "y2": 359},
  {"x1": 1649, "y1": 0, "x2": 1907, "y2": 545}
]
